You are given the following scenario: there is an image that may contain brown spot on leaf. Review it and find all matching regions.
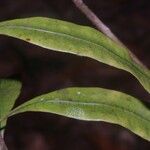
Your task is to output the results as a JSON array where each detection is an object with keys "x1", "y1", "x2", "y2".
[{"x1": 26, "y1": 38, "x2": 30, "y2": 41}]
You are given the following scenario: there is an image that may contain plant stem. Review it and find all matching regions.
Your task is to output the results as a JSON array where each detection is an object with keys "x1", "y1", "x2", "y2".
[
  {"x1": 72, "y1": 0, "x2": 146, "y2": 68},
  {"x1": 72, "y1": 0, "x2": 121, "y2": 45},
  {"x1": 0, "y1": 130, "x2": 8, "y2": 150}
]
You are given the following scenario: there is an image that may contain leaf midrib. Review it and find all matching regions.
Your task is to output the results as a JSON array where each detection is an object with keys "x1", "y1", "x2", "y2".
[
  {"x1": 10, "y1": 98, "x2": 150, "y2": 124},
  {"x1": 1, "y1": 24, "x2": 149, "y2": 80}
]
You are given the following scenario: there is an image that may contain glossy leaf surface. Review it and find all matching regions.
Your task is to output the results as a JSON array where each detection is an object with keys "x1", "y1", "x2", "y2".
[
  {"x1": 10, "y1": 87, "x2": 150, "y2": 141},
  {"x1": 0, "y1": 17, "x2": 149, "y2": 93}
]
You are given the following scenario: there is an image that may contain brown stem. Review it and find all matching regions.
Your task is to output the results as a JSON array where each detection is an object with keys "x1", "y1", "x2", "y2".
[
  {"x1": 72, "y1": 0, "x2": 146, "y2": 68},
  {"x1": 0, "y1": 130, "x2": 8, "y2": 150}
]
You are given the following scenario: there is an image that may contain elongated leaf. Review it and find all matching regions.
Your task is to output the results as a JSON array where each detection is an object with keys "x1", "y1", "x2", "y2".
[
  {"x1": 9, "y1": 87, "x2": 150, "y2": 141},
  {"x1": 0, "y1": 79, "x2": 21, "y2": 129},
  {"x1": 0, "y1": 17, "x2": 149, "y2": 93}
]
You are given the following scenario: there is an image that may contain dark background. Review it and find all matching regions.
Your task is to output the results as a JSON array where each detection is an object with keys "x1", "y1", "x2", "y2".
[{"x1": 0, "y1": 0, "x2": 150, "y2": 149}]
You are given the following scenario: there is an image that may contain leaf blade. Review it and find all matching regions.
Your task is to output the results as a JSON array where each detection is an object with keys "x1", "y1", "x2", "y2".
[
  {"x1": 0, "y1": 17, "x2": 149, "y2": 93},
  {"x1": 10, "y1": 87, "x2": 150, "y2": 141},
  {"x1": 0, "y1": 79, "x2": 21, "y2": 128}
]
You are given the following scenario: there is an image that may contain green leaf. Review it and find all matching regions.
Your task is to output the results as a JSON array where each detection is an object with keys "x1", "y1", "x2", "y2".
[
  {"x1": 0, "y1": 17, "x2": 149, "y2": 93},
  {"x1": 9, "y1": 87, "x2": 150, "y2": 141},
  {"x1": 0, "y1": 79, "x2": 21, "y2": 129}
]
